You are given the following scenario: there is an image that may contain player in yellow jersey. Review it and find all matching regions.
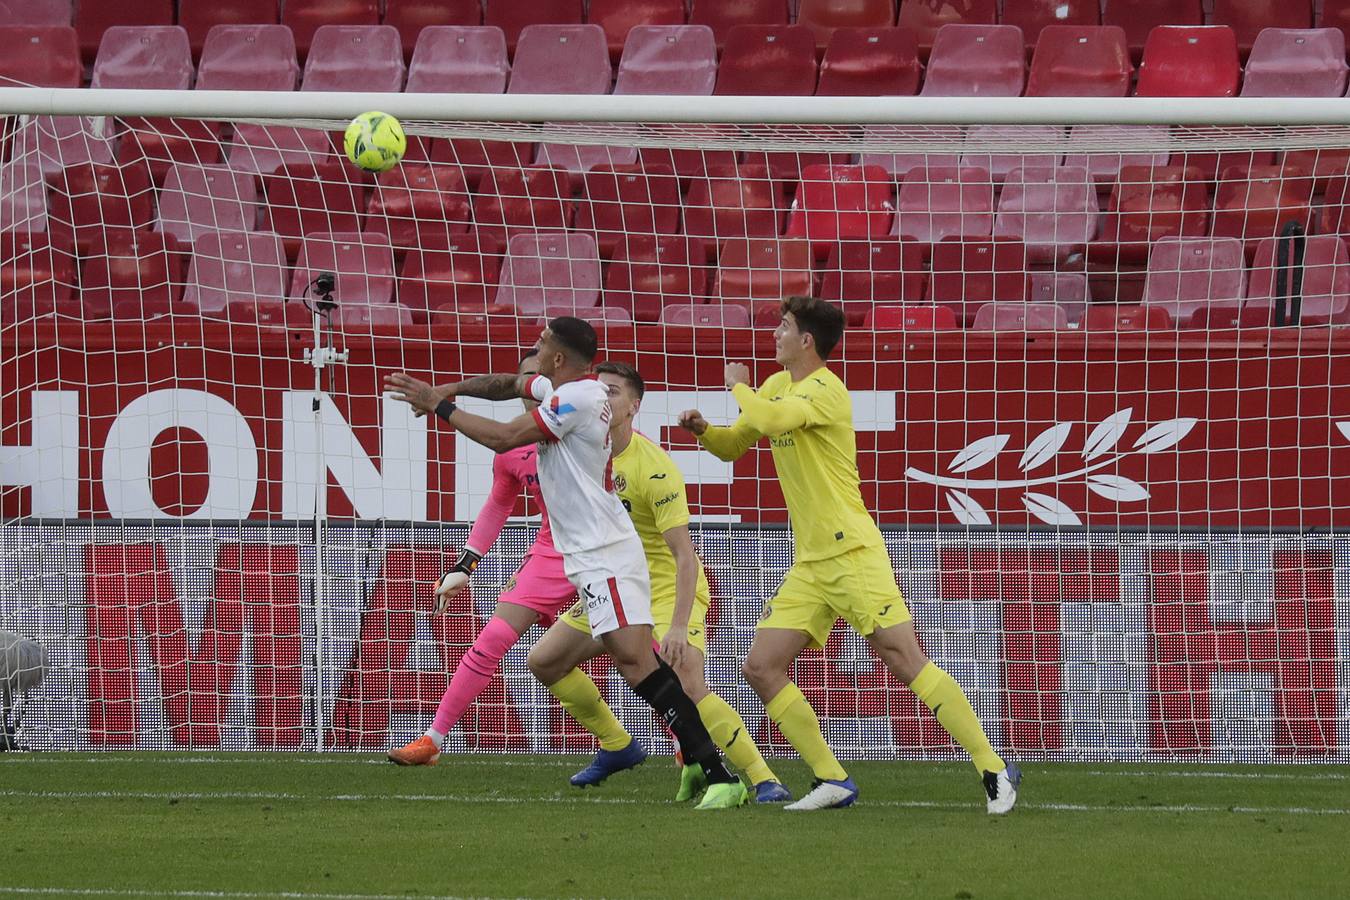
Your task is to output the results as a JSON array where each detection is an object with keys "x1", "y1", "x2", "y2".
[
  {"x1": 678, "y1": 295, "x2": 1021, "y2": 813},
  {"x1": 526, "y1": 361, "x2": 792, "y2": 806}
]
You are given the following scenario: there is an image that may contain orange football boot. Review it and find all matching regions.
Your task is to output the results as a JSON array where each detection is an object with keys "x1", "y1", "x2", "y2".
[{"x1": 387, "y1": 735, "x2": 440, "y2": 766}]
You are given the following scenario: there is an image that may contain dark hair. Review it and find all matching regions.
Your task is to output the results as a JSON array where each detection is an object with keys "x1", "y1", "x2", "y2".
[
  {"x1": 595, "y1": 361, "x2": 645, "y2": 400},
  {"x1": 518, "y1": 348, "x2": 539, "y2": 369},
  {"x1": 780, "y1": 295, "x2": 845, "y2": 360},
  {"x1": 546, "y1": 316, "x2": 598, "y2": 364}
]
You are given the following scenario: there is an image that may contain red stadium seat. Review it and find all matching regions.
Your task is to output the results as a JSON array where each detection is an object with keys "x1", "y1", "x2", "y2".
[
  {"x1": 920, "y1": 24, "x2": 1025, "y2": 96},
  {"x1": 715, "y1": 237, "x2": 813, "y2": 301},
  {"x1": 959, "y1": 125, "x2": 1063, "y2": 183},
  {"x1": 196, "y1": 25, "x2": 299, "y2": 91},
  {"x1": 262, "y1": 162, "x2": 365, "y2": 259},
  {"x1": 1091, "y1": 164, "x2": 1209, "y2": 264},
  {"x1": 494, "y1": 232, "x2": 601, "y2": 316},
  {"x1": 74, "y1": 0, "x2": 173, "y2": 64},
  {"x1": 892, "y1": 165, "x2": 994, "y2": 245},
  {"x1": 820, "y1": 239, "x2": 926, "y2": 324},
  {"x1": 715, "y1": 25, "x2": 817, "y2": 95},
  {"x1": 575, "y1": 164, "x2": 681, "y2": 257},
  {"x1": 1322, "y1": 0, "x2": 1350, "y2": 45},
  {"x1": 178, "y1": 2, "x2": 280, "y2": 58},
  {"x1": 0, "y1": 230, "x2": 76, "y2": 319},
  {"x1": 290, "y1": 231, "x2": 396, "y2": 310},
  {"x1": 365, "y1": 163, "x2": 471, "y2": 252},
  {"x1": 1240, "y1": 28, "x2": 1348, "y2": 98},
  {"x1": 1316, "y1": 169, "x2": 1350, "y2": 237},
  {"x1": 1246, "y1": 234, "x2": 1350, "y2": 325},
  {"x1": 972, "y1": 301, "x2": 1070, "y2": 331},
  {"x1": 1102, "y1": 0, "x2": 1201, "y2": 60},
  {"x1": 1084, "y1": 304, "x2": 1174, "y2": 330},
  {"x1": 1135, "y1": 26, "x2": 1240, "y2": 97},
  {"x1": 859, "y1": 125, "x2": 962, "y2": 179},
  {"x1": 589, "y1": 0, "x2": 686, "y2": 60},
  {"x1": 927, "y1": 238, "x2": 1028, "y2": 322},
  {"x1": 0, "y1": 0, "x2": 71, "y2": 26},
  {"x1": 817, "y1": 27, "x2": 921, "y2": 96},
  {"x1": 156, "y1": 163, "x2": 258, "y2": 245},
  {"x1": 48, "y1": 160, "x2": 156, "y2": 254},
  {"x1": 12, "y1": 116, "x2": 116, "y2": 179},
  {"x1": 1002, "y1": 1, "x2": 1098, "y2": 47},
  {"x1": 0, "y1": 158, "x2": 49, "y2": 234},
  {"x1": 1211, "y1": 164, "x2": 1314, "y2": 256},
  {"x1": 539, "y1": 303, "x2": 631, "y2": 326},
  {"x1": 1212, "y1": 1, "x2": 1312, "y2": 55},
  {"x1": 472, "y1": 165, "x2": 575, "y2": 245},
  {"x1": 784, "y1": 164, "x2": 894, "y2": 255},
  {"x1": 867, "y1": 304, "x2": 957, "y2": 329},
  {"x1": 396, "y1": 230, "x2": 503, "y2": 316},
  {"x1": 282, "y1": 1, "x2": 379, "y2": 60},
  {"x1": 615, "y1": 24, "x2": 717, "y2": 95},
  {"x1": 1026, "y1": 26, "x2": 1131, "y2": 97},
  {"x1": 1027, "y1": 271, "x2": 1091, "y2": 324},
  {"x1": 227, "y1": 124, "x2": 331, "y2": 177},
  {"x1": 1062, "y1": 125, "x2": 1170, "y2": 186},
  {"x1": 662, "y1": 303, "x2": 752, "y2": 327},
  {"x1": 604, "y1": 234, "x2": 709, "y2": 321},
  {"x1": 484, "y1": 0, "x2": 583, "y2": 54},
  {"x1": 797, "y1": 0, "x2": 896, "y2": 50},
  {"x1": 993, "y1": 165, "x2": 1099, "y2": 263},
  {"x1": 91, "y1": 26, "x2": 193, "y2": 89},
  {"x1": 183, "y1": 230, "x2": 288, "y2": 316},
  {"x1": 336, "y1": 301, "x2": 413, "y2": 330},
  {"x1": 896, "y1": 0, "x2": 995, "y2": 55},
  {"x1": 0, "y1": 25, "x2": 80, "y2": 87},
  {"x1": 683, "y1": 163, "x2": 785, "y2": 249},
  {"x1": 302, "y1": 25, "x2": 405, "y2": 92},
  {"x1": 383, "y1": 1, "x2": 482, "y2": 58},
  {"x1": 1143, "y1": 236, "x2": 1246, "y2": 324},
  {"x1": 689, "y1": 0, "x2": 789, "y2": 47},
  {"x1": 81, "y1": 231, "x2": 187, "y2": 320}
]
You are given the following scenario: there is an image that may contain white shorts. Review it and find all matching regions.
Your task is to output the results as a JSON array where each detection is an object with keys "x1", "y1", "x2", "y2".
[{"x1": 564, "y1": 537, "x2": 654, "y2": 638}]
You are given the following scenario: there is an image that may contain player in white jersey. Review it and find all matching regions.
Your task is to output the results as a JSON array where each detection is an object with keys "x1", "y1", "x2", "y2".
[{"x1": 385, "y1": 316, "x2": 748, "y2": 809}]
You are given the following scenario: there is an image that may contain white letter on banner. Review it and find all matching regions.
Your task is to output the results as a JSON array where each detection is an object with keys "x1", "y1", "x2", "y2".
[
  {"x1": 282, "y1": 393, "x2": 426, "y2": 520},
  {"x1": 102, "y1": 389, "x2": 259, "y2": 519},
  {"x1": 0, "y1": 391, "x2": 79, "y2": 517}
]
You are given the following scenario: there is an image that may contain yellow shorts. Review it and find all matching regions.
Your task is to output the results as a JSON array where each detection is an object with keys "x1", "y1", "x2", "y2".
[
  {"x1": 759, "y1": 544, "x2": 911, "y2": 648},
  {"x1": 561, "y1": 594, "x2": 709, "y2": 654}
]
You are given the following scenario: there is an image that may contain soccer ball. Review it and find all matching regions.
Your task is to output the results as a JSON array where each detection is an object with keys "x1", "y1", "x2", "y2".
[{"x1": 344, "y1": 111, "x2": 406, "y2": 173}]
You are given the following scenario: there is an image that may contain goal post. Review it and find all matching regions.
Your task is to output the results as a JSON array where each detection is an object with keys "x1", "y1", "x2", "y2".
[{"x1": 0, "y1": 87, "x2": 1347, "y2": 760}]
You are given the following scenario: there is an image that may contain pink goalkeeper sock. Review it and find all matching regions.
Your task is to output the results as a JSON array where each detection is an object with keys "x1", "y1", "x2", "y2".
[{"x1": 428, "y1": 616, "x2": 522, "y2": 743}]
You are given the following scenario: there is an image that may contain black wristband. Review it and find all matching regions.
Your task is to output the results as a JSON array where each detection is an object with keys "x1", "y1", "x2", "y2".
[
  {"x1": 435, "y1": 399, "x2": 457, "y2": 422},
  {"x1": 453, "y1": 547, "x2": 483, "y2": 575}
]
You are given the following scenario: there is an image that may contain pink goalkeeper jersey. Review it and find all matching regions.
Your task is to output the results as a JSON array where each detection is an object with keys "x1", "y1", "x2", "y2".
[{"x1": 465, "y1": 444, "x2": 558, "y2": 559}]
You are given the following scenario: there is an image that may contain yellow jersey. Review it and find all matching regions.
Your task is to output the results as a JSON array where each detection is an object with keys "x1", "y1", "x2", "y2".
[
  {"x1": 611, "y1": 431, "x2": 711, "y2": 610},
  {"x1": 697, "y1": 366, "x2": 885, "y2": 562}
]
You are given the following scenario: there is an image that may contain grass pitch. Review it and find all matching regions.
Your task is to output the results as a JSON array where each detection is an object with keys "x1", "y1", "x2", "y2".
[{"x1": 1, "y1": 753, "x2": 1346, "y2": 900}]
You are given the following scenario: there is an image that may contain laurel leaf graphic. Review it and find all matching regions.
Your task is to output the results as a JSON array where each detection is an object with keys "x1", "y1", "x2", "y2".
[
  {"x1": 1081, "y1": 408, "x2": 1133, "y2": 460},
  {"x1": 1019, "y1": 422, "x2": 1073, "y2": 472},
  {"x1": 948, "y1": 434, "x2": 1010, "y2": 474},
  {"x1": 945, "y1": 489, "x2": 992, "y2": 525},
  {"x1": 1022, "y1": 492, "x2": 1083, "y2": 526}
]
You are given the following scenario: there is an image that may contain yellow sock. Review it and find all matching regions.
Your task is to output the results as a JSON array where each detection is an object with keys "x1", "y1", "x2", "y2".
[
  {"x1": 548, "y1": 668, "x2": 631, "y2": 752},
  {"x1": 696, "y1": 692, "x2": 777, "y2": 786},
  {"x1": 910, "y1": 662, "x2": 1004, "y2": 773},
  {"x1": 764, "y1": 682, "x2": 847, "y2": 782}
]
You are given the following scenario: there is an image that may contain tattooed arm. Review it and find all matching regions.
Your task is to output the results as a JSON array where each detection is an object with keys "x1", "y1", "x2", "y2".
[{"x1": 383, "y1": 372, "x2": 529, "y2": 417}]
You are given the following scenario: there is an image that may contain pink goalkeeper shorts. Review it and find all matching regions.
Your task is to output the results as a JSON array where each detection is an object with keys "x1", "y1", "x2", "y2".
[{"x1": 497, "y1": 550, "x2": 577, "y2": 627}]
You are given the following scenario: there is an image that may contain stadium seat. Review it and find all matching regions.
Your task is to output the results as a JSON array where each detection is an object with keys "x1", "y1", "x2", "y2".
[
  {"x1": 895, "y1": 0, "x2": 995, "y2": 55},
  {"x1": 538, "y1": 303, "x2": 631, "y2": 326},
  {"x1": 472, "y1": 165, "x2": 575, "y2": 245},
  {"x1": 867, "y1": 304, "x2": 957, "y2": 329},
  {"x1": 227, "y1": 125, "x2": 332, "y2": 177},
  {"x1": 494, "y1": 232, "x2": 601, "y2": 317},
  {"x1": 796, "y1": 0, "x2": 896, "y2": 51},
  {"x1": 784, "y1": 164, "x2": 894, "y2": 256},
  {"x1": 715, "y1": 237, "x2": 813, "y2": 301},
  {"x1": 91, "y1": 26, "x2": 193, "y2": 88},
  {"x1": 972, "y1": 301, "x2": 1070, "y2": 331},
  {"x1": 302, "y1": 25, "x2": 405, "y2": 92},
  {"x1": 0, "y1": 230, "x2": 76, "y2": 319},
  {"x1": 0, "y1": 158, "x2": 49, "y2": 235},
  {"x1": 819, "y1": 239, "x2": 926, "y2": 324},
  {"x1": 1245, "y1": 234, "x2": 1350, "y2": 325},
  {"x1": 689, "y1": 0, "x2": 790, "y2": 47},
  {"x1": 365, "y1": 163, "x2": 471, "y2": 252},
  {"x1": 282, "y1": 1, "x2": 379, "y2": 60},
  {"x1": 183, "y1": 230, "x2": 287, "y2": 316},
  {"x1": 615, "y1": 24, "x2": 717, "y2": 95},
  {"x1": 588, "y1": 0, "x2": 686, "y2": 60},
  {"x1": 604, "y1": 234, "x2": 709, "y2": 321},
  {"x1": 48, "y1": 160, "x2": 156, "y2": 254},
  {"x1": 336, "y1": 301, "x2": 413, "y2": 330},
  {"x1": 1210, "y1": 164, "x2": 1314, "y2": 256},
  {"x1": 1026, "y1": 272, "x2": 1091, "y2": 323},
  {"x1": 155, "y1": 163, "x2": 259, "y2": 245},
  {"x1": 1142, "y1": 236, "x2": 1246, "y2": 324},
  {"x1": 178, "y1": 2, "x2": 281, "y2": 57},
  {"x1": 0, "y1": 25, "x2": 80, "y2": 87},
  {"x1": 81, "y1": 231, "x2": 186, "y2": 320},
  {"x1": 816, "y1": 27, "x2": 921, "y2": 96},
  {"x1": 1026, "y1": 26, "x2": 1131, "y2": 97},
  {"x1": 74, "y1": 0, "x2": 173, "y2": 64},
  {"x1": 0, "y1": 0, "x2": 71, "y2": 27},
  {"x1": 290, "y1": 230, "x2": 396, "y2": 310},
  {"x1": 1062, "y1": 125, "x2": 1171, "y2": 186},
  {"x1": 927, "y1": 238, "x2": 1028, "y2": 321},
  {"x1": 11, "y1": 116, "x2": 116, "y2": 179},
  {"x1": 1084, "y1": 303, "x2": 1174, "y2": 330},
  {"x1": 484, "y1": 0, "x2": 583, "y2": 54},
  {"x1": 992, "y1": 165, "x2": 1098, "y2": 263},
  {"x1": 1090, "y1": 164, "x2": 1209, "y2": 264},
  {"x1": 1212, "y1": 1, "x2": 1312, "y2": 55},
  {"x1": 196, "y1": 24, "x2": 300, "y2": 91},
  {"x1": 920, "y1": 24, "x2": 1025, "y2": 97},
  {"x1": 1240, "y1": 28, "x2": 1348, "y2": 98},
  {"x1": 383, "y1": 1, "x2": 482, "y2": 58},
  {"x1": 715, "y1": 24, "x2": 817, "y2": 95},
  {"x1": 1322, "y1": 0, "x2": 1350, "y2": 44},
  {"x1": 1102, "y1": 0, "x2": 1202, "y2": 60},
  {"x1": 661, "y1": 303, "x2": 752, "y2": 327},
  {"x1": 959, "y1": 125, "x2": 1064, "y2": 182},
  {"x1": 397, "y1": 230, "x2": 503, "y2": 316},
  {"x1": 1317, "y1": 169, "x2": 1350, "y2": 237},
  {"x1": 859, "y1": 125, "x2": 963, "y2": 179},
  {"x1": 892, "y1": 165, "x2": 994, "y2": 245},
  {"x1": 262, "y1": 162, "x2": 365, "y2": 259},
  {"x1": 683, "y1": 163, "x2": 785, "y2": 249},
  {"x1": 1001, "y1": 1, "x2": 1099, "y2": 48},
  {"x1": 575, "y1": 163, "x2": 681, "y2": 258},
  {"x1": 1135, "y1": 26, "x2": 1240, "y2": 97}
]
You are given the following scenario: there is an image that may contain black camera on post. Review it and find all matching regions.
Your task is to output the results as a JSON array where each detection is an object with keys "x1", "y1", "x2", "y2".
[{"x1": 310, "y1": 271, "x2": 337, "y2": 313}]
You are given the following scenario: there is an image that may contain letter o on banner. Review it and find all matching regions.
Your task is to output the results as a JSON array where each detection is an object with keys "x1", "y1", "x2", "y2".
[{"x1": 102, "y1": 389, "x2": 259, "y2": 519}]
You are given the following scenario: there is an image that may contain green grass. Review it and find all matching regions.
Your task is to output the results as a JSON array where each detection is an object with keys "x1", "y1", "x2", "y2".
[{"x1": 1, "y1": 753, "x2": 1346, "y2": 900}]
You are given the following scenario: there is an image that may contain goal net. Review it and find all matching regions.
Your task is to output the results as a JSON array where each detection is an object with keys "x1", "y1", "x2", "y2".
[{"x1": 0, "y1": 90, "x2": 1347, "y2": 762}]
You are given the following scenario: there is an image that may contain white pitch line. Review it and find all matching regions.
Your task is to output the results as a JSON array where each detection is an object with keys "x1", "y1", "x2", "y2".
[
  {"x1": 0, "y1": 887, "x2": 508, "y2": 900},
  {"x1": 5, "y1": 788, "x2": 1348, "y2": 817},
  {"x1": 0, "y1": 755, "x2": 576, "y2": 769},
  {"x1": 1071, "y1": 768, "x2": 1349, "y2": 782}
]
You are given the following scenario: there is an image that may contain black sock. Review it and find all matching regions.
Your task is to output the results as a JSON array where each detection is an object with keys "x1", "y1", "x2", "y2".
[{"x1": 632, "y1": 656, "x2": 735, "y2": 785}]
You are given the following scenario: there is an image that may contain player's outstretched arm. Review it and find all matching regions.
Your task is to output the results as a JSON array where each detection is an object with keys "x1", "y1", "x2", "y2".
[
  {"x1": 723, "y1": 363, "x2": 812, "y2": 435},
  {"x1": 382, "y1": 372, "x2": 528, "y2": 417},
  {"x1": 678, "y1": 408, "x2": 761, "y2": 462}
]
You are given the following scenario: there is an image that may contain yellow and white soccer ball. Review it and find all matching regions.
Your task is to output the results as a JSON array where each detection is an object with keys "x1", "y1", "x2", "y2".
[{"x1": 343, "y1": 111, "x2": 406, "y2": 173}]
